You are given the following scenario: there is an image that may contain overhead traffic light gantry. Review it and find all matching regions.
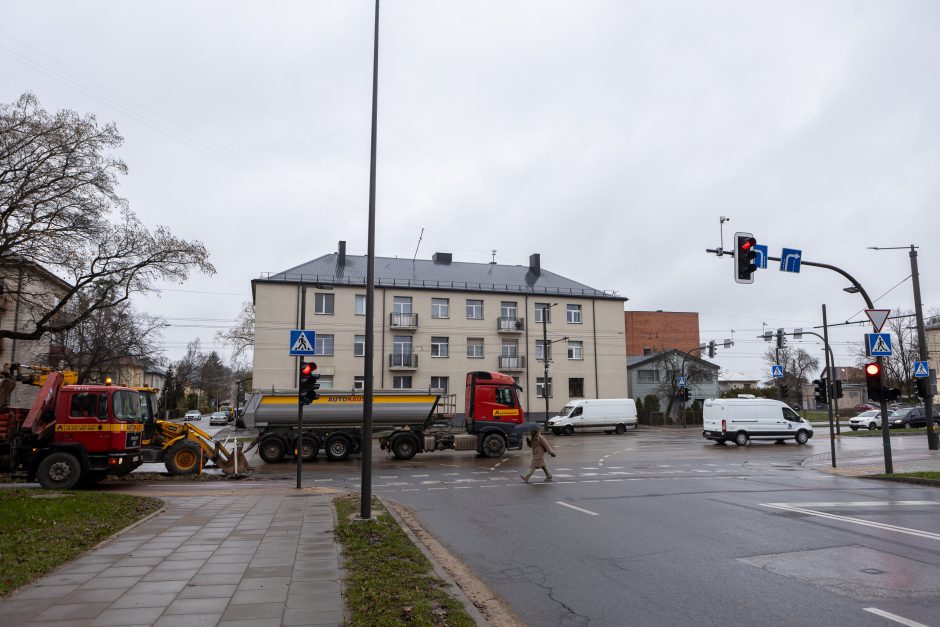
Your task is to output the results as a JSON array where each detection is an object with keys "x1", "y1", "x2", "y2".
[{"x1": 733, "y1": 232, "x2": 758, "y2": 284}]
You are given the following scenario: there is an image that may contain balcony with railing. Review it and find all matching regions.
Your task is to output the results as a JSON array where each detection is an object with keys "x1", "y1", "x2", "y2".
[
  {"x1": 497, "y1": 317, "x2": 524, "y2": 333},
  {"x1": 388, "y1": 353, "x2": 418, "y2": 369},
  {"x1": 498, "y1": 355, "x2": 526, "y2": 370},
  {"x1": 389, "y1": 312, "x2": 418, "y2": 331}
]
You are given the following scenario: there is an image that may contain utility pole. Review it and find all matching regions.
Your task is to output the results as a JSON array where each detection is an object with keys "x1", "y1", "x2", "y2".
[
  {"x1": 909, "y1": 246, "x2": 938, "y2": 450},
  {"x1": 542, "y1": 305, "x2": 549, "y2": 426}
]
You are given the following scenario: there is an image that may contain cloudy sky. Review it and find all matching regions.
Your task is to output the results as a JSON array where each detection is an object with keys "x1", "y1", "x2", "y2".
[{"x1": 2, "y1": 0, "x2": 938, "y2": 379}]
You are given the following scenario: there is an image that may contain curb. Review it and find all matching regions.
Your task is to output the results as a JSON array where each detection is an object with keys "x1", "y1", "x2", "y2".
[
  {"x1": 382, "y1": 498, "x2": 526, "y2": 627},
  {"x1": 856, "y1": 476, "x2": 940, "y2": 488}
]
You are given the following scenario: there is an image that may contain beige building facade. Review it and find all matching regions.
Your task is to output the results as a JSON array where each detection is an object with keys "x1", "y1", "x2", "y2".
[
  {"x1": 252, "y1": 244, "x2": 628, "y2": 421},
  {"x1": 0, "y1": 260, "x2": 71, "y2": 368}
]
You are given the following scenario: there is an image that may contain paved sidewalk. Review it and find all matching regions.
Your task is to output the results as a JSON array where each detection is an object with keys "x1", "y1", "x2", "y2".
[
  {"x1": 0, "y1": 490, "x2": 345, "y2": 627},
  {"x1": 803, "y1": 446, "x2": 940, "y2": 477}
]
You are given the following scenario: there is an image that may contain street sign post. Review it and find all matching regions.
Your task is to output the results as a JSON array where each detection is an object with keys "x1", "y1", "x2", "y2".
[
  {"x1": 289, "y1": 330, "x2": 317, "y2": 356},
  {"x1": 779, "y1": 248, "x2": 802, "y2": 273},
  {"x1": 866, "y1": 333, "x2": 892, "y2": 357},
  {"x1": 771, "y1": 365, "x2": 784, "y2": 378}
]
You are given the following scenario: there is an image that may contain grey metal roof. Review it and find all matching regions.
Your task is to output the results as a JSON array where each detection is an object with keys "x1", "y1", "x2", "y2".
[{"x1": 255, "y1": 253, "x2": 625, "y2": 300}]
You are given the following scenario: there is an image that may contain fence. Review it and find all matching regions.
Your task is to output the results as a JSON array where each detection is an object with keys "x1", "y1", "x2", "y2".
[{"x1": 639, "y1": 409, "x2": 703, "y2": 427}]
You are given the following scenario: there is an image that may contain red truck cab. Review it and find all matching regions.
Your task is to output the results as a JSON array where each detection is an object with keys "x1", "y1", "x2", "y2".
[
  {"x1": 6, "y1": 378, "x2": 146, "y2": 488},
  {"x1": 464, "y1": 371, "x2": 526, "y2": 453}
]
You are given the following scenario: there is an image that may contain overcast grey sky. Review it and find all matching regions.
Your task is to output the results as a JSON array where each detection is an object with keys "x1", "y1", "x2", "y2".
[{"x1": 2, "y1": 0, "x2": 938, "y2": 380}]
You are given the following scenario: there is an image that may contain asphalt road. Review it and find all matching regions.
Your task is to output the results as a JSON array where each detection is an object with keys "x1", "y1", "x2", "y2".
[{"x1": 246, "y1": 427, "x2": 940, "y2": 626}]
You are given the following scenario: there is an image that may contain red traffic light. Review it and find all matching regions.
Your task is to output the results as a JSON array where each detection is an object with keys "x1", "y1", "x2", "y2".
[
  {"x1": 865, "y1": 363, "x2": 880, "y2": 377},
  {"x1": 740, "y1": 238, "x2": 756, "y2": 251},
  {"x1": 301, "y1": 362, "x2": 317, "y2": 375}
]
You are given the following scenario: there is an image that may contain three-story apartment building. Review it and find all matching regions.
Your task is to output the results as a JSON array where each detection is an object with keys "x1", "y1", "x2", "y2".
[{"x1": 251, "y1": 242, "x2": 628, "y2": 421}]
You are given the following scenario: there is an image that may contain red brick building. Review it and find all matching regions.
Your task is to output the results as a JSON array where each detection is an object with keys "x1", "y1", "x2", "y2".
[{"x1": 625, "y1": 311, "x2": 700, "y2": 356}]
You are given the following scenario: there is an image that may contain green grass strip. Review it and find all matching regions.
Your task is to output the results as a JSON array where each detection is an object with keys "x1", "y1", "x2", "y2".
[
  {"x1": 334, "y1": 495, "x2": 473, "y2": 627},
  {"x1": 0, "y1": 488, "x2": 162, "y2": 597},
  {"x1": 875, "y1": 471, "x2": 940, "y2": 481}
]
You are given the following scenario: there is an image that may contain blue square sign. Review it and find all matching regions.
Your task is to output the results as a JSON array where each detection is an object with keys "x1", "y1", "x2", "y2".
[{"x1": 289, "y1": 330, "x2": 317, "y2": 356}]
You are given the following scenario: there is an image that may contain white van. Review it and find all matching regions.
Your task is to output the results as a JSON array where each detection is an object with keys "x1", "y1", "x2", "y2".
[
  {"x1": 547, "y1": 399, "x2": 638, "y2": 435},
  {"x1": 703, "y1": 398, "x2": 813, "y2": 446}
]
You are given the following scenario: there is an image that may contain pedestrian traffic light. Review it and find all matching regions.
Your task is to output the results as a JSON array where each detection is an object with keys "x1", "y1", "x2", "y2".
[
  {"x1": 864, "y1": 362, "x2": 882, "y2": 402},
  {"x1": 708, "y1": 340, "x2": 716, "y2": 359},
  {"x1": 299, "y1": 361, "x2": 320, "y2": 405},
  {"x1": 776, "y1": 328, "x2": 786, "y2": 349},
  {"x1": 734, "y1": 232, "x2": 758, "y2": 284},
  {"x1": 833, "y1": 380, "x2": 844, "y2": 399},
  {"x1": 781, "y1": 384, "x2": 789, "y2": 397},
  {"x1": 813, "y1": 378, "x2": 828, "y2": 404}
]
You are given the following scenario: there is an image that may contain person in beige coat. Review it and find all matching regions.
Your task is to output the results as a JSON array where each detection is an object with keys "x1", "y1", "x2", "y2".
[{"x1": 521, "y1": 430, "x2": 556, "y2": 482}]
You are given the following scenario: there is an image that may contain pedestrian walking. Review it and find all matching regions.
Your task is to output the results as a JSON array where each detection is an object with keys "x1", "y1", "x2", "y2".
[{"x1": 521, "y1": 429, "x2": 556, "y2": 482}]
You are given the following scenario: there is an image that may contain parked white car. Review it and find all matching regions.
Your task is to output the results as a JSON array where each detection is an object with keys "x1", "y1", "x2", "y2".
[
  {"x1": 183, "y1": 410, "x2": 201, "y2": 421},
  {"x1": 848, "y1": 409, "x2": 883, "y2": 431}
]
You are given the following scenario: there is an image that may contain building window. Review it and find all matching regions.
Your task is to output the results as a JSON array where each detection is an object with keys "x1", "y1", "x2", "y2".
[
  {"x1": 500, "y1": 301, "x2": 518, "y2": 319},
  {"x1": 569, "y1": 378, "x2": 584, "y2": 398},
  {"x1": 430, "y1": 376, "x2": 449, "y2": 394},
  {"x1": 534, "y1": 302, "x2": 551, "y2": 323},
  {"x1": 431, "y1": 336, "x2": 449, "y2": 358},
  {"x1": 536, "y1": 377, "x2": 553, "y2": 398},
  {"x1": 355, "y1": 294, "x2": 366, "y2": 316},
  {"x1": 354, "y1": 376, "x2": 365, "y2": 391},
  {"x1": 638, "y1": 369, "x2": 660, "y2": 384},
  {"x1": 566, "y1": 304, "x2": 581, "y2": 324},
  {"x1": 501, "y1": 340, "x2": 518, "y2": 357},
  {"x1": 393, "y1": 335, "x2": 413, "y2": 356},
  {"x1": 393, "y1": 376, "x2": 412, "y2": 389},
  {"x1": 315, "y1": 334, "x2": 334, "y2": 356},
  {"x1": 393, "y1": 296, "x2": 413, "y2": 314},
  {"x1": 567, "y1": 340, "x2": 583, "y2": 360},
  {"x1": 318, "y1": 375, "x2": 334, "y2": 390},
  {"x1": 354, "y1": 335, "x2": 365, "y2": 357},
  {"x1": 535, "y1": 340, "x2": 551, "y2": 362},
  {"x1": 466, "y1": 299, "x2": 483, "y2": 319},
  {"x1": 467, "y1": 338, "x2": 484, "y2": 358},
  {"x1": 314, "y1": 293, "x2": 334, "y2": 315},
  {"x1": 431, "y1": 298, "x2": 449, "y2": 319}
]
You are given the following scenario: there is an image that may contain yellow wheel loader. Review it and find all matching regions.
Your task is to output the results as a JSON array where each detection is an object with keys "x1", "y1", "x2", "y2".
[{"x1": 136, "y1": 388, "x2": 251, "y2": 477}]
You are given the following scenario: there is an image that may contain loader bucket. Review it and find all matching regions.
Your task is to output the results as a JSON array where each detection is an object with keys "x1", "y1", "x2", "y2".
[{"x1": 213, "y1": 441, "x2": 252, "y2": 477}]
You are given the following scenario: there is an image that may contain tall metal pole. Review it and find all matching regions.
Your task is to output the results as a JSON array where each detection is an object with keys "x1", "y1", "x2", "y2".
[
  {"x1": 822, "y1": 305, "x2": 836, "y2": 468},
  {"x1": 910, "y1": 246, "x2": 938, "y2": 450},
  {"x1": 361, "y1": 0, "x2": 380, "y2": 520},
  {"x1": 297, "y1": 285, "x2": 306, "y2": 489}
]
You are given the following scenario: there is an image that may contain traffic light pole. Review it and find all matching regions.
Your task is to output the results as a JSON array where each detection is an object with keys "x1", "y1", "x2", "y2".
[
  {"x1": 909, "y1": 247, "x2": 939, "y2": 450},
  {"x1": 821, "y1": 305, "x2": 837, "y2": 468},
  {"x1": 297, "y1": 285, "x2": 306, "y2": 489},
  {"x1": 709, "y1": 247, "x2": 894, "y2": 473}
]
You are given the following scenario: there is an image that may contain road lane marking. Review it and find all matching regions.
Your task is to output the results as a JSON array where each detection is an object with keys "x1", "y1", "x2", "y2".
[
  {"x1": 556, "y1": 501, "x2": 599, "y2": 516},
  {"x1": 863, "y1": 608, "x2": 929, "y2": 627},
  {"x1": 769, "y1": 501, "x2": 938, "y2": 508},
  {"x1": 762, "y1": 503, "x2": 940, "y2": 541}
]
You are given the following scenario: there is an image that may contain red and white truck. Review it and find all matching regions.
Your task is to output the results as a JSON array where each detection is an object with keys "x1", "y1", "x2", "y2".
[
  {"x1": 244, "y1": 371, "x2": 530, "y2": 462},
  {"x1": 0, "y1": 368, "x2": 145, "y2": 488}
]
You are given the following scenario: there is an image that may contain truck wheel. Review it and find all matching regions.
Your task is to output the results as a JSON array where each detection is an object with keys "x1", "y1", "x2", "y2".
[
  {"x1": 325, "y1": 435, "x2": 352, "y2": 461},
  {"x1": 259, "y1": 436, "x2": 287, "y2": 463},
  {"x1": 294, "y1": 436, "x2": 319, "y2": 462},
  {"x1": 614, "y1": 424, "x2": 626, "y2": 434},
  {"x1": 734, "y1": 431, "x2": 749, "y2": 446},
  {"x1": 37, "y1": 452, "x2": 82, "y2": 489},
  {"x1": 563, "y1": 425, "x2": 574, "y2": 436},
  {"x1": 480, "y1": 433, "x2": 507, "y2": 458},
  {"x1": 795, "y1": 430, "x2": 809, "y2": 445},
  {"x1": 166, "y1": 441, "x2": 202, "y2": 475},
  {"x1": 391, "y1": 434, "x2": 419, "y2": 460}
]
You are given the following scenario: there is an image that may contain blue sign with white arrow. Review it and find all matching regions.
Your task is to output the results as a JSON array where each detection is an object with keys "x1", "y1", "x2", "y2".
[
  {"x1": 780, "y1": 248, "x2": 802, "y2": 273},
  {"x1": 866, "y1": 333, "x2": 892, "y2": 357},
  {"x1": 913, "y1": 361, "x2": 929, "y2": 378},
  {"x1": 289, "y1": 330, "x2": 317, "y2": 356},
  {"x1": 753, "y1": 244, "x2": 768, "y2": 269},
  {"x1": 771, "y1": 365, "x2": 784, "y2": 378}
]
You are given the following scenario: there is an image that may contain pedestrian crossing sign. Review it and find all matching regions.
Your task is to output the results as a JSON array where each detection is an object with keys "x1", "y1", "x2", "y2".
[
  {"x1": 866, "y1": 333, "x2": 892, "y2": 357},
  {"x1": 771, "y1": 365, "x2": 784, "y2": 378},
  {"x1": 289, "y1": 330, "x2": 317, "y2": 356},
  {"x1": 913, "y1": 361, "x2": 929, "y2": 378}
]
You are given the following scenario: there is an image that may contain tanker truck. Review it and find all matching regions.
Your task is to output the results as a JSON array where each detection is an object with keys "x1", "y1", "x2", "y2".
[{"x1": 244, "y1": 371, "x2": 529, "y2": 462}]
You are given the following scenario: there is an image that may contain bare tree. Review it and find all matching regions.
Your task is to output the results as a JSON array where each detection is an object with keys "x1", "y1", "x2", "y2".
[
  {"x1": 0, "y1": 93, "x2": 214, "y2": 342},
  {"x1": 650, "y1": 351, "x2": 714, "y2": 423},
  {"x1": 763, "y1": 346, "x2": 820, "y2": 406},
  {"x1": 57, "y1": 297, "x2": 163, "y2": 384},
  {"x1": 216, "y1": 300, "x2": 254, "y2": 365}
]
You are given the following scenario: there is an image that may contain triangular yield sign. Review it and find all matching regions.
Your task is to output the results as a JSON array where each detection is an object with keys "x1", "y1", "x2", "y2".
[{"x1": 865, "y1": 309, "x2": 890, "y2": 332}]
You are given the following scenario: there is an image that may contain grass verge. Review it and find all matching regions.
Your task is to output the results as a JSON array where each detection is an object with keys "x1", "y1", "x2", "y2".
[
  {"x1": 0, "y1": 488, "x2": 162, "y2": 597},
  {"x1": 840, "y1": 428, "x2": 935, "y2": 437},
  {"x1": 873, "y1": 471, "x2": 940, "y2": 481},
  {"x1": 334, "y1": 494, "x2": 473, "y2": 627}
]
